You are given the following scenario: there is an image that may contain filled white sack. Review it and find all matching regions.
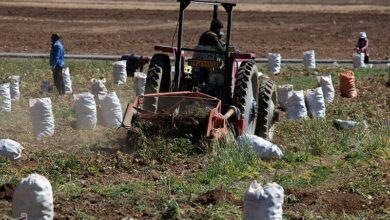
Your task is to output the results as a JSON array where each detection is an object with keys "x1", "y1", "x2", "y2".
[
  {"x1": 277, "y1": 84, "x2": 293, "y2": 111},
  {"x1": 0, "y1": 83, "x2": 11, "y2": 112},
  {"x1": 133, "y1": 72, "x2": 147, "y2": 96},
  {"x1": 113, "y1": 60, "x2": 127, "y2": 84},
  {"x1": 10, "y1": 75, "x2": 21, "y2": 101},
  {"x1": 12, "y1": 173, "x2": 54, "y2": 220},
  {"x1": 98, "y1": 91, "x2": 123, "y2": 127},
  {"x1": 268, "y1": 53, "x2": 281, "y2": 74},
  {"x1": 74, "y1": 92, "x2": 97, "y2": 129},
  {"x1": 243, "y1": 180, "x2": 284, "y2": 220},
  {"x1": 62, "y1": 67, "x2": 73, "y2": 94},
  {"x1": 317, "y1": 75, "x2": 335, "y2": 103},
  {"x1": 306, "y1": 87, "x2": 326, "y2": 118},
  {"x1": 287, "y1": 90, "x2": 307, "y2": 120},
  {"x1": 353, "y1": 53, "x2": 366, "y2": 69},
  {"x1": 303, "y1": 50, "x2": 316, "y2": 69},
  {"x1": 29, "y1": 98, "x2": 55, "y2": 138},
  {"x1": 238, "y1": 134, "x2": 283, "y2": 160},
  {"x1": 0, "y1": 139, "x2": 24, "y2": 160}
]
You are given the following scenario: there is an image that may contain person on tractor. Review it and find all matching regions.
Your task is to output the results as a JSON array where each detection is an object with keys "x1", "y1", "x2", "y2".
[{"x1": 198, "y1": 19, "x2": 225, "y2": 51}]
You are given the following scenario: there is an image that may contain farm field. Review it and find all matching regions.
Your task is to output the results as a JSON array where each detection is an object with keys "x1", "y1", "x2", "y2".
[
  {"x1": 0, "y1": 0, "x2": 390, "y2": 59},
  {"x1": 1, "y1": 0, "x2": 390, "y2": 219},
  {"x1": 0, "y1": 58, "x2": 389, "y2": 219}
]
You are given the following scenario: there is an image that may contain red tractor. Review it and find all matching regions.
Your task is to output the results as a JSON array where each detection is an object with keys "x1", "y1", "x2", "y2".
[{"x1": 122, "y1": 0, "x2": 278, "y2": 144}]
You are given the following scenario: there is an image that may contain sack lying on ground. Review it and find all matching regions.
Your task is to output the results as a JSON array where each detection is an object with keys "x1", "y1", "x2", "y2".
[
  {"x1": 74, "y1": 92, "x2": 97, "y2": 129},
  {"x1": 12, "y1": 173, "x2": 54, "y2": 220},
  {"x1": 339, "y1": 70, "x2": 357, "y2": 98},
  {"x1": 0, "y1": 139, "x2": 24, "y2": 160},
  {"x1": 133, "y1": 72, "x2": 147, "y2": 96},
  {"x1": 287, "y1": 90, "x2": 307, "y2": 120},
  {"x1": 0, "y1": 83, "x2": 11, "y2": 112},
  {"x1": 237, "y1": 134, "x2": 283, "y2": 160},
  {"x1": 10, "y1": 75, "x2": 20, "y2": 101},
  {"x1": 98, "y1": 91, "x2": 123, "y2": 127},
  {"x1": 306, "y1": 87, "x2": 326, "y2": 118},
  {"x1": 29, "y1": 98, "x2": 55, "y2": 138},
  {"x1": 277, "y1": 84, "x2": 293, "y2": 111},
  {"x1": 333, "y1": 119, "x2": 368, "y2": 130},
  {"x1": 268, "y1": 53, "x2": 281, "y2": 74},
  {"x1": 353, "y1": 53, "x2": 366, "y2": 69},
  {"x1": 113, "y1": 60, "x2": 127, "y2": 84},
  {"x1": 243, "y1": 180, "x2": 284, "y2": 220},
  {"x1": 317, "y1": 75, "x2": 335, "y2": 103},
  {"x1": 62, "y1": 67, "x2": 73, "y2": 94},
  {"x1": 303, "y1": 50, "x2": 316, "y2": 69}
]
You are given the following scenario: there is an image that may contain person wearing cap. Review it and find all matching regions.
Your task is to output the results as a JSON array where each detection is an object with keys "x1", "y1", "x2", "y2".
[
  {"x1": 356, "y1": 32, "x2": 369, "y2": 64},
  {"x1": 50, "y1": 33, "x2": 65, "y2": 95},
  {"x1": 198, "y1": 19, "x2": 225, "y2": 51}
]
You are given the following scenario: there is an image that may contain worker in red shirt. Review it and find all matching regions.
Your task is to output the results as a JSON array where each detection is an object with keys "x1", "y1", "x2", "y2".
[{"x1": 356, "y1": 32, "x2": 369, "y2": 64}]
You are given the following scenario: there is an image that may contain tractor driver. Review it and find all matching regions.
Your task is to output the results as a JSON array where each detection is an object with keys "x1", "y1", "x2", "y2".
[{"x1": 198, "y1": 19, "x2": 225, "y2": 51}]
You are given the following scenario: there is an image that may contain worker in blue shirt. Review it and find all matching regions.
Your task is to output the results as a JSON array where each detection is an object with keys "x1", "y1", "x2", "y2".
[{"x1": 50, "y1": 33, "x2": 65, "y2": 95}]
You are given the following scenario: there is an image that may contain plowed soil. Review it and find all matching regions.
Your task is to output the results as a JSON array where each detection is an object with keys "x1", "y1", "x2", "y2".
[{"x1": 1, "y1": 1, "x2": 390, "y2": 59}]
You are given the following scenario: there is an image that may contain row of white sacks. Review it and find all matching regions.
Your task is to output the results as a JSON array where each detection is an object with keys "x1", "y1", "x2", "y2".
[
  {"x1": 30, "y1": 91, "x2": 123, "y2": 138},
  {"x1": 7, "y1": 172, "x2": 284, "y2": 220},
  {"x1": 277, "y1": 75, "x2": 335, "y2": 120},
  {"x1": 0, "y1": 76, "x2": 20, "y2": 112},
  {"x1": 268, "y1": 51, "x2": 375, "y2": 74},
  {"x1": 268, "y1": 50, "x2": 316, "y2": 74}
]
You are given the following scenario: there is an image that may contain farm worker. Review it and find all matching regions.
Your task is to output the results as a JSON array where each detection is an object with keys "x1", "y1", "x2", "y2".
[
  {"x1": 356, "y1": 32, "x2": 369, "y2": 64},
  {"x1": 50, "y1": 33, "x2": 65, "y2": 95},
  {"x1": 198, "y1": 18, "x2": 225, "y2": 51}
]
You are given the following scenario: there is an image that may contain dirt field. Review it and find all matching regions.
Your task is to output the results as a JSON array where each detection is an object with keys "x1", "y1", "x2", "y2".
[{"x1": 0, "y1": 0, "x2": 390, "y2": 59}]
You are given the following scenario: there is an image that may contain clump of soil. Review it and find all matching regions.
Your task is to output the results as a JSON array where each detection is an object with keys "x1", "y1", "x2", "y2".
[
  {"x1": 0, "y1": 183, "x2": 15, "y2": 202},
  {"x1": 196, "y1": 187, "x2": 239, "y2": 206}
]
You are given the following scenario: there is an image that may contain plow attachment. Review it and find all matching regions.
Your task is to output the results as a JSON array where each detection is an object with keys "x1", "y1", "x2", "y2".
[{"x1": 122, "y1": 92, "x2": 229, "y2": 141}]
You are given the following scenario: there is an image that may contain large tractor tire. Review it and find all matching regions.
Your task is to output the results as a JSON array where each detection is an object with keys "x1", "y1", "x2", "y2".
[
  {"x1": 255, "y1": 80, "x2": 278, "y2": 141},
  {"x1": 143, "y1": 54, "x2": 172, "y2": 112},
  {"x1": 233, "y1": 61, "x2": 259, "y2": 135}
]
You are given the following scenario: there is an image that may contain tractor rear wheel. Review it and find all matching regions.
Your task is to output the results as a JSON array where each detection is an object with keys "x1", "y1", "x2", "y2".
[
  {"x1": 255, "y1": 80, "x2": 278, "y2": 141},
  {"x1": 233, "y1": 61, "x2": 259, "y2": 135},
  {"x1": 143, "y1": 54, "x2": 172, "y2": 112}
]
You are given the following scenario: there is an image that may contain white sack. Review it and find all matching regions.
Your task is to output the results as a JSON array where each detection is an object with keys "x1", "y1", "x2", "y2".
[
  {"x1": 303, "y1": 50, "x2": 316, "y2": 69},
  {"x1": 29, "y1": 98, "x2": 54, "y2": 138},
  {"x1": 133, "y1": 72, "x2": 147, "y2": 96},
  {"x1": 333, "y1": 119, "x2": 368, "y2": 130},
  {"x1": 277, "y1": 84, "x2": 293, "y2": 111},
  {"x1": 74, "y1": 92, "x2": 97, "y2": 129},
  {"x1": 10, "y1": 75, "x2": 20, "y2": 101},
  {"x1": 243, "y1": 180, "x2": 284, "y2": 220},
  {"x1": 287, "y1": 90, "x2": 307, "y2": 120},
  {"x1": 353, "y1": 53, "x2": 366, "y2": 69},
  {"x1": 268, "y1": 53, "x2": 281, "y2": 74},
  {"x1": 113, "y1": 60, "x2": 127, "y2": 84},
  {"x1": 98, "y1": 91, "x2": 123, "y2": 127},
  {"x1": 305, "y1": 87, "x2": 326, "y2": 118},
  {"x1": 62, "y1": 67, "x2": 73, "y2": 94},
  {"x1": 0, "y1": 139, "x2": 24, "y2": 160},
  {"x1": 0, "y1": 83, "x2": 11, "y2": 112},
  {"x1": 12, "y1": 173, "x2": 54, "y2": 220},
  {"x1": 317, "y1": 75, "x2": 335, "y2": 103},
  {"x1": 91, "y1": 78, "x2": 108, "y2": 100},
  {"x1": 238, "y1": 134, "x2": 283, "y2": 160}
]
